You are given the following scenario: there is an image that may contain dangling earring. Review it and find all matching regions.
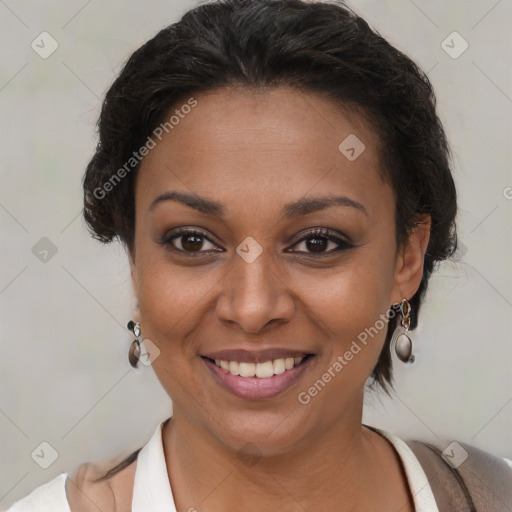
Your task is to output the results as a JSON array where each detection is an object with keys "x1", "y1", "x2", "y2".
[
  {"x1": 127, "y1": 320, "x2": 141, "y2": 368},
  {"x1": 390, "y1": 298, "x2": 415, "y2": 363}
]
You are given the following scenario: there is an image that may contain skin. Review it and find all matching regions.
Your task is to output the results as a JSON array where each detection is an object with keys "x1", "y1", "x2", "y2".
[{"x1": 128, "y1": 86, "x2": 431, "y2": 512}]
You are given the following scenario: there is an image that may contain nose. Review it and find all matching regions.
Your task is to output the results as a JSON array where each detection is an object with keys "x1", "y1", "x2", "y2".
[{"x1": 215, "y1": 247, "x2": 296, "y2": 334}]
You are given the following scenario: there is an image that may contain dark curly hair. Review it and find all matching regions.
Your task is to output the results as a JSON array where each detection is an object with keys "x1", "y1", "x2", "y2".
[{"x1": 83, "y1": 0, "x2": 456, "y2": 408}]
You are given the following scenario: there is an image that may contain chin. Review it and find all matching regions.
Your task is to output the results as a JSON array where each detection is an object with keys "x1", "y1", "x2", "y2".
[{"x1": 203, "y1": 401, "x2": 318, "y2": 458}]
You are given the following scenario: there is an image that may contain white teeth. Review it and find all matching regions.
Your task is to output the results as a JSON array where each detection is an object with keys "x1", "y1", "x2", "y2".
[
  {"x1": 212, "y1": 356, "x2": 306, "y2": 378},
  {"x1": 238, "y1": 362, "x2": 256, "y2": 377},
  {"x1": 229, "y1": 361, "x2": 239, "y2": 375},
  {"x1": 256, "y1": 361, "x2": 274, "y2": 378},
  {"x1": 272, "y1": 358, "x2": 286, "y2": 375}
]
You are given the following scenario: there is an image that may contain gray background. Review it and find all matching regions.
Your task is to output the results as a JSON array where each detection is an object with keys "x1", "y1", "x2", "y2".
[{"x1": 1, "y1": 0, "x2": 511, "y2": 509}]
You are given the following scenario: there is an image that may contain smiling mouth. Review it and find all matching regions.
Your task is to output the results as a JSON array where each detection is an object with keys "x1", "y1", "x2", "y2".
[
  {"x1": 201, "y1": 354, "x2": 315, "y2": 378},
  {"x1": 201, "y1": 353, "x2": 316, "y2": 400}
]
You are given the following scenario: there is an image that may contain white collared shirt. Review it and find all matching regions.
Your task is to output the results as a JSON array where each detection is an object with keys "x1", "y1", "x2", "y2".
[{"x1": 8, "y1": 420, "x2": 471, "y2": 512}]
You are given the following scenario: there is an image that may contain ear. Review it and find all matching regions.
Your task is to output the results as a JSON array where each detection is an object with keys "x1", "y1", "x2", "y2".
[
  {"x1": 128, "y1": 250, "x2": 139, "y2": 302},
  {"x1": 128, "y1": 251, "x2": 142, "y2": 322},
  {"x1": 390, "y1": 215, "x2": 431, "y2": 304}
]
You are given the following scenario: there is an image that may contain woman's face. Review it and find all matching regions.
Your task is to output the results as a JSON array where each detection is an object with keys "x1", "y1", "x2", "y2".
[{"x1": 130, "y1": 86, "x2": 427, "y2": 454}]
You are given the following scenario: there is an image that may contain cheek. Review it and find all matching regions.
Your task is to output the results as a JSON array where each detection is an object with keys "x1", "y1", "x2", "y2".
[
  {"x1": 134, "y1": 256, "x2": 214, "y2": 401},
  {"x1": 136, "y1": 260, "x2": 205, "y2": 340},
  {"x1": 301, "y1": 245, "x2": 396, "y2": 369},
  {"x1": 312, "y1": 246, "x2": 395, "y2": 325},
  {"x1": 134, "y1": 244, "x2": 229, "y2": 367},
  {"x1": 291, "y1": 256, "x2": 397, "y2": 413}
]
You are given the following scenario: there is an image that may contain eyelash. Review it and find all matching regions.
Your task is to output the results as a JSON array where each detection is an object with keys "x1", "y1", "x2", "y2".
[{"x1": 159, "y1": 227, "x2": 354, "y2": 256}]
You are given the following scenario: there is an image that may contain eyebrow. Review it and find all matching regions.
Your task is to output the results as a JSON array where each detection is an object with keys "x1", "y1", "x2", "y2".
[{"x1": 149, "y1": 191, "x2": 368, "y2": 218}]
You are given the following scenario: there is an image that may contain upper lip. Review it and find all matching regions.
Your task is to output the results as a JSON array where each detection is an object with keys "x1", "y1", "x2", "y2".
[{"x1": 202, "y1": 348, "x2": 313, "y2": 363}]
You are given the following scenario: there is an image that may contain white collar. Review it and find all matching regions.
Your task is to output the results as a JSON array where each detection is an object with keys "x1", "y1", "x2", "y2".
[
  {"x1": 131, "y1": 421, "x2": 176, "y2": 512},
  {"x1": 131, "y1": 420, "x2": 439, "y2": 512},
  {"x1": 369, "y1": 427, "x2": 440, "y2": 512}
]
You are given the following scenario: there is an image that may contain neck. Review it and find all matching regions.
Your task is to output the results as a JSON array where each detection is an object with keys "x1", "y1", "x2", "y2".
[{"x1": 160, "y1": 397, "x2": 410, "y2": 511}]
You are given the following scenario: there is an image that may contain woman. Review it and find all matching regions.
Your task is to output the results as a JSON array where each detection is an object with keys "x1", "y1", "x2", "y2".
[{"x1": 7, "y1": 0, "x2": 512, "y2": 510}]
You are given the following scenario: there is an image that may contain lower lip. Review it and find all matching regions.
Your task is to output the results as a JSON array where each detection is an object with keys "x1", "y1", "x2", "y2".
[{"x1": 202, "y1": 357, "x2": 315, "y2": 400}]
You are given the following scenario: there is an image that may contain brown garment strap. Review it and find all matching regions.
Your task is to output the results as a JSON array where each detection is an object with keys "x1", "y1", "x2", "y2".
[{"x1": 405, "y1": 439, "x2": 512, "y2": 512}]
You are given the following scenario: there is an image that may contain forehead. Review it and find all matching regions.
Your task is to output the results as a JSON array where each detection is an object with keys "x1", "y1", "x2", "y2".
[{"x1": 136, "y1": 86, "x2": 390, "y2": 218}]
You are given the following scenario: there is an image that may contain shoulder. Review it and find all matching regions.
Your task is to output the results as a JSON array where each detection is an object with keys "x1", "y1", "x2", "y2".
[
  {"x1": 406, "y1": 438, "x2": 512, "y2": 479},
  {"x1": 6, "y1": 473, "x2": 69, "y2": 512},
  {"x1": 405, "y1": 438, "x2": 512, "y2": 510},
  {"x1": 65, "y1": 455, "x2": 137, "y2": 512}
]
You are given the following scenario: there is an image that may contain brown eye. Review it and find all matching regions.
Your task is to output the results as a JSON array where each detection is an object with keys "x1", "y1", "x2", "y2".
[
  {"x1": 161, "y1": 229, "x2": 220, "y2": 254},
  {"x1": 177, "y1": 233, "x2": 206, "y2": 252},
  {"x1": 290, "y1": 228, "x2": 353, "y2": 255}
]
